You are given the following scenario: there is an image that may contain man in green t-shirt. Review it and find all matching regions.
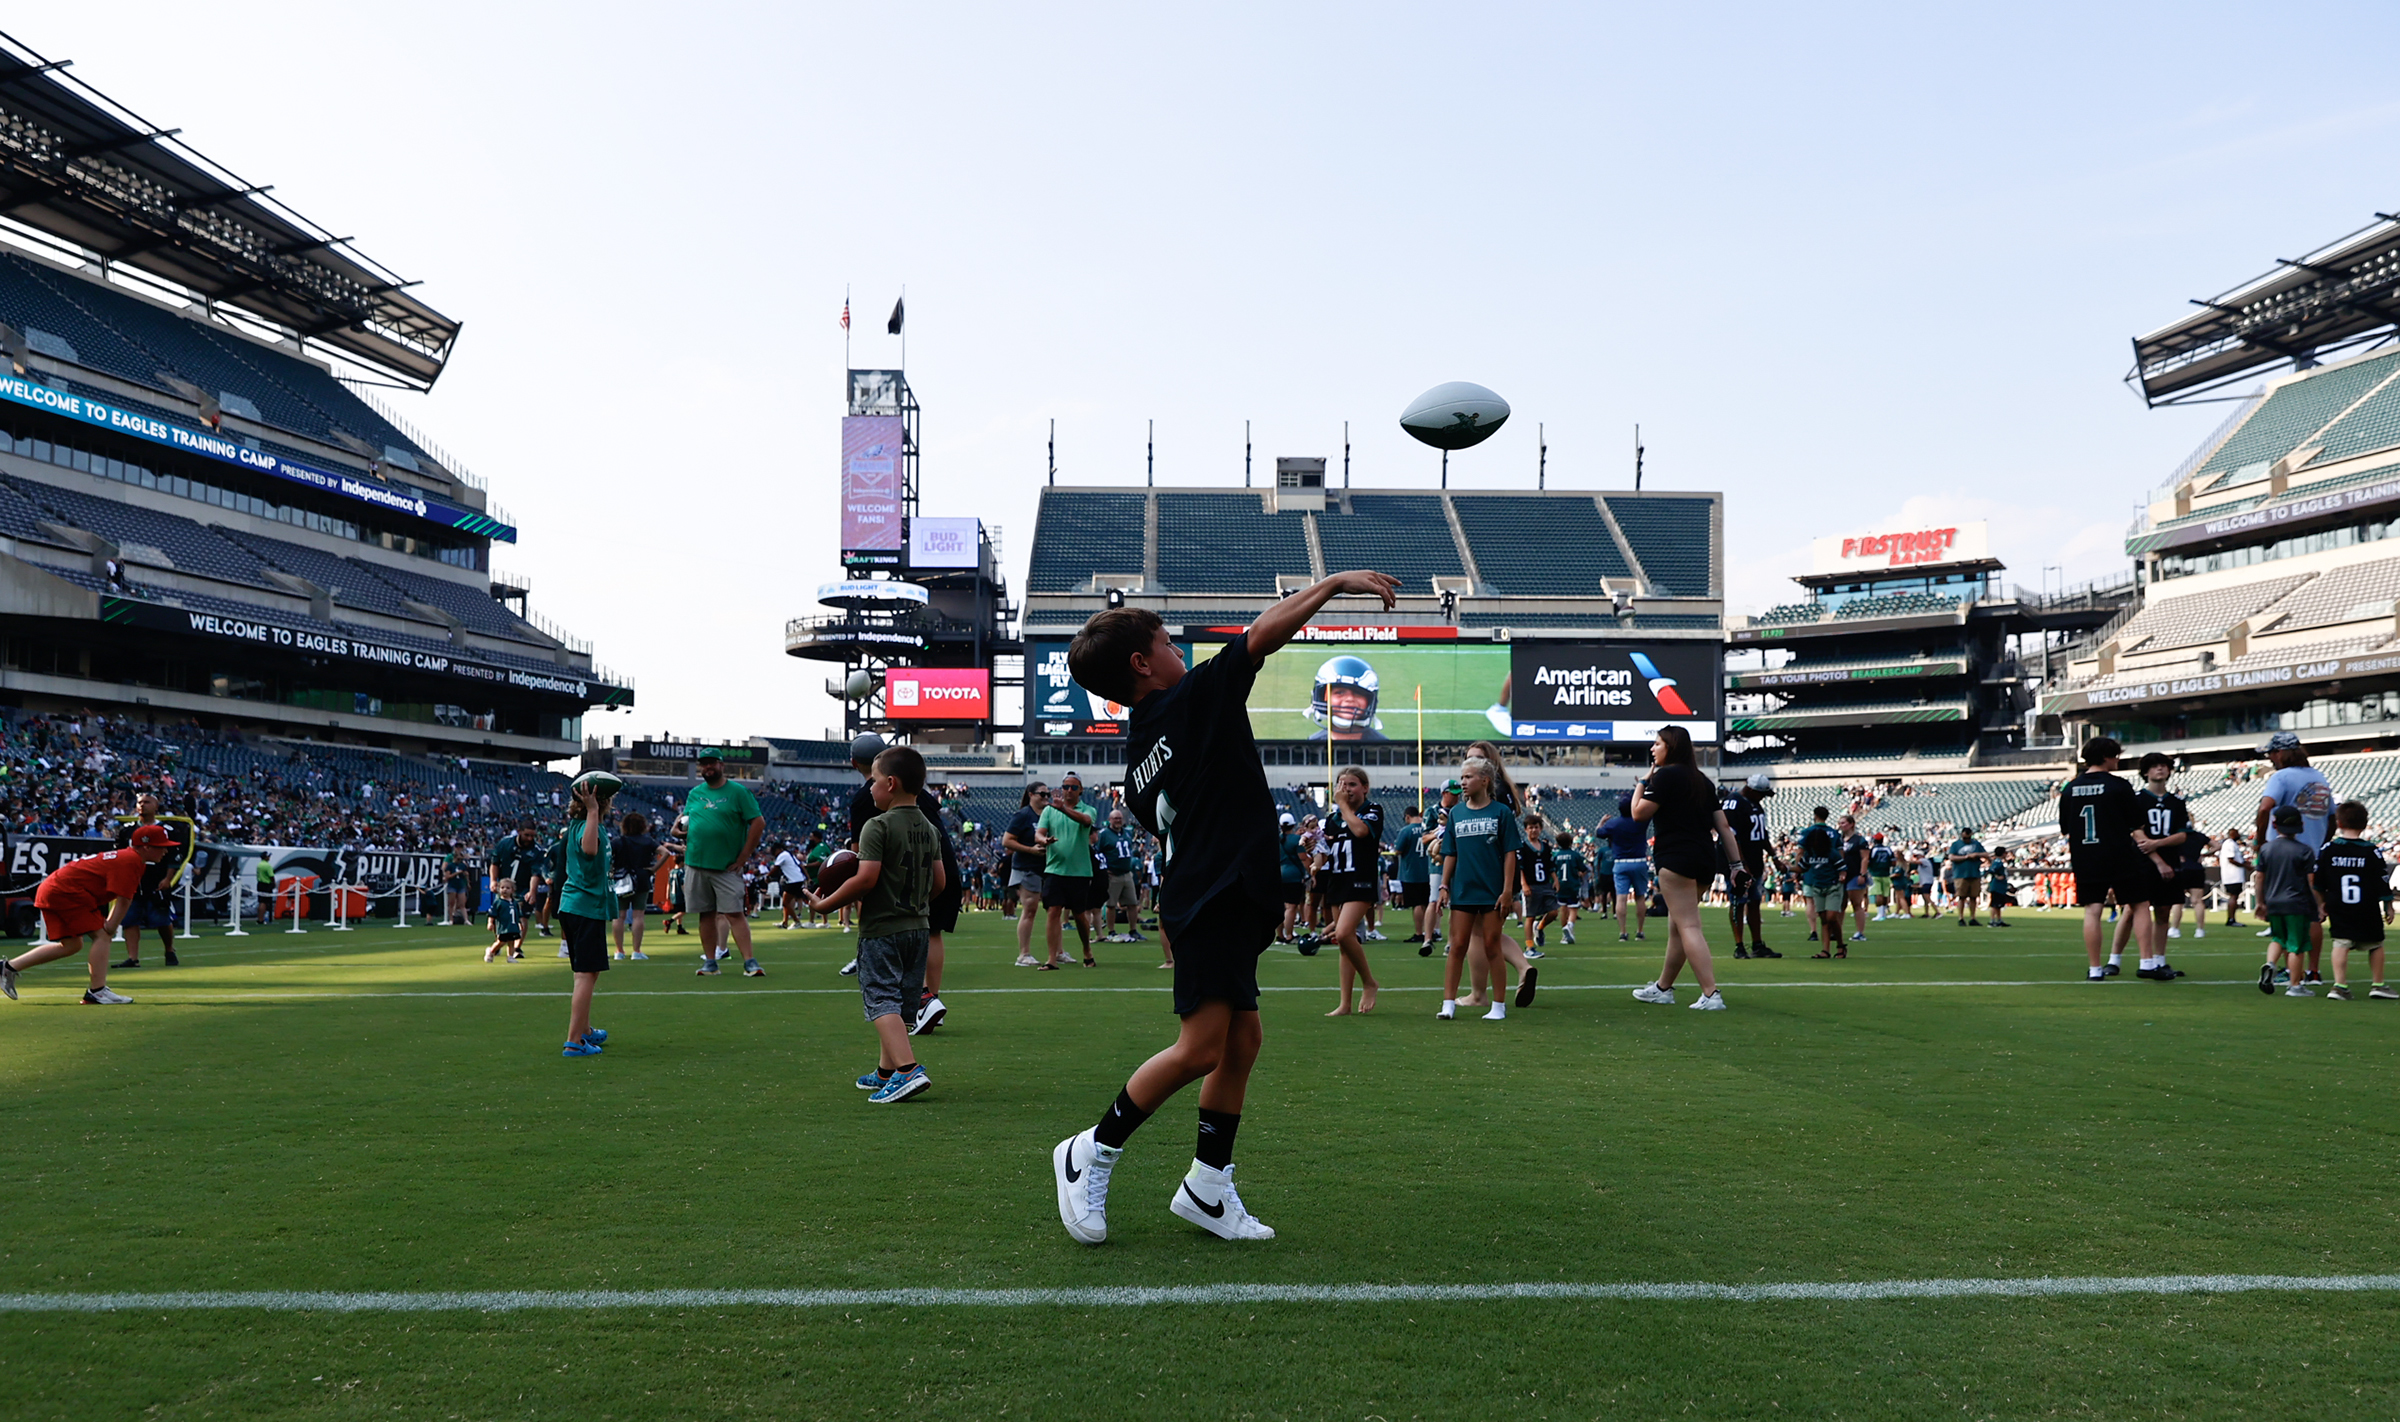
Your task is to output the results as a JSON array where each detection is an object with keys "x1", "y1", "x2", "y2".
[
  {"x1": 807, "y1": 744, "x2": 946, "y2": 1103},
  {"x1": 1096, "y1": 807, "x2": 1145, "y2": 944},
  {"x1": 1037, "y1": 773, "x2": 1098, "y2": 967},
  {"x1": 683, "y1": 751, "x2": 766, "y2": 978},
  {"x1": 1947, "y1": 832, "x2": 1989, "y2": 927}
]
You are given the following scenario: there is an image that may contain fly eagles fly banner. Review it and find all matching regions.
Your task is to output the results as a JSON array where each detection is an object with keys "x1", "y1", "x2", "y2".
[
  {"x1": 1506, "y1": 642, "x2": 1722, "y2": 743},
  {"x1": 0, "y1": 376, "x2": 514, "y2": 541}
]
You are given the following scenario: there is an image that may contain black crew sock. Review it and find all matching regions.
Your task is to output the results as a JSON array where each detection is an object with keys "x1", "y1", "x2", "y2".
[
  {"x1": 1196, "y1": 1107, "x2": 1241, "y2": 1170},
  {"x1": 1094, "y1": 1087, "x2": 1152, "y2": 1150},
  {"x1": 895, "y1": 1062, "x2": 917, "y2": 1076}
]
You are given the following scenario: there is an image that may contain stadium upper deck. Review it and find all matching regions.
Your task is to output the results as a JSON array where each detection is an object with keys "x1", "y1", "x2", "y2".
[
  {"x1": 0, "y1": 37, "x2": 621, "y2": 762},
  {"x1": 1019, "y1": 484, "x2": 1721, "y2": 635}
]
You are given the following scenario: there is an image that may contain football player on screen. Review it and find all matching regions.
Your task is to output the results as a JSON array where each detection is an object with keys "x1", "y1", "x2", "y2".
[{"x1": 1306, "y1": 655, "x2": 1388, "y2": 743}]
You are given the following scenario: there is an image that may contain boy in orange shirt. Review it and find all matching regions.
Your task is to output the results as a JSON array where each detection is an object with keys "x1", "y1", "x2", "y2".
[{"x1": 2, "y1": 825, "x2": 178, "y2": 1004}]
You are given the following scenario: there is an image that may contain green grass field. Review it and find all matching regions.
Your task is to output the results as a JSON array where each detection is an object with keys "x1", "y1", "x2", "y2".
[{"x1": 5, "y1": 905, "x2": 2400, "y2": 1420}]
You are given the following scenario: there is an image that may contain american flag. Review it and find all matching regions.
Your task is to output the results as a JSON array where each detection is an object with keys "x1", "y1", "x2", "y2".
[{"x1": 840, "y1": 299, "x2": 850, "y2": 331}]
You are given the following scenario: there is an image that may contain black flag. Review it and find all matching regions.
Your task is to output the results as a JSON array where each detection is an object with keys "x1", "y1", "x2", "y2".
[{"x1": 887, "y1": 297, "x2": 905, "y2": 335}]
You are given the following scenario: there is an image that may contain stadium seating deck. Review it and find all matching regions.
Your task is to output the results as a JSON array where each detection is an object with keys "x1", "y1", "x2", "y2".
[
  {"x1": 1452, "y1": 495, "x2": 1630, "y2": 593},
  {"x1": 218, "y1": 529, "x2": 416, "y2": 616},
  {"x1": 2253, "y1": 555, "x2": 2400, "y2": 635},
  {"x1": 1833, "y1": 592, "x2": 1960, "y2": 620},
  {"x1": 4, "y1": 474, "x2": 278, "y2": 590},
  {"x1": 1602, "y1": 495, "x2": 1713, "y2": 596},
  {"x1": 1025, "y1": 490, "x2": 1148, "y2": 594},
  {"x1": 2114, "y1": 571, "x2": 2315, "y2": 652},
  {"x1": 2197, "y1": 352, "x2": 2400, "y2": 481},
  {"x1": 0, "y1": 252, "x2": 429, "y2": 463},
  {"x1": 365, "y1": 560, "x2": 548, "y2": 644},
  {"x1": 1756, "y1": 779, "x2": 2053, "y2": 840},
  {"x1": 1316, "y1": 495, "x2": 1464, "y2": 593},
  {"x1": 1756, "y1": 602, "x2": 1823, "y2": 625},
  {"x1": 1154, "y1": 492, "x2": 1311, "y2": 594},
  {"x1": 2299, "y1": 365, "x2": 2400, "y2": 468}
]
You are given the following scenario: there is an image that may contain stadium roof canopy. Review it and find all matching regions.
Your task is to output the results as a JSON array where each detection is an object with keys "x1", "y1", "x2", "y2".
[
  {"x1": 0, "y1": 31, "x2": 458, "y2": 390},
  {"x1": 2131, "y1": 210, "x2": 2400, "y2": 406}
]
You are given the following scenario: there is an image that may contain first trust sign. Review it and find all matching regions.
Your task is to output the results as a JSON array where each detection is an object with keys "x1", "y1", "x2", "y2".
[{"x1": 1811, "y1": 520, "x2": 1989, "y2": 576}]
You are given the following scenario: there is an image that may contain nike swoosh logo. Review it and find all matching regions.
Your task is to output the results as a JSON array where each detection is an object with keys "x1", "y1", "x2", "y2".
[
  {"x1": 1064, "y1": 1154, "x2": 1082, "y2": 1183},
  {"x1": 1181, "y1": 1181, "x2": 1225, "y2": 1218}
]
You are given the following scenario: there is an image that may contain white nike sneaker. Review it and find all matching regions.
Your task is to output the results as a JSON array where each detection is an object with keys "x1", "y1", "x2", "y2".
[
  {"x1": 557, "y1": 945, "x2": 571, "y2": 958},
  {"x1": 2166, "y1": 927, "x2": 2182, "y2": 940},
  {"x1": 1171, "y1": 1160, "x2": 1275, "y2": 1240},
  {"x1": 83, "y1": 987, "x2": 132, "y2": 1005},
  {"x1": 1632, "y1": 984, "x2": 1677, "y2": 1005},
  {"x1": 1689, "y1": 990, "x2": 1727, "y2": 1010},
  {"x1": 1053, "y1": 1129, "x2": 1117, "y2": 1245},
  {"x1": 911, "y1": 996, "x2": 947, "y2": 1036},
  {"x1": 1483, "y1": 1002, "x2": 1506, "y2": 1020},
  {"x1": 2194, "y1": 928, "x2": 2206, "y2": 939},
  {"x1": 1436, "y1": 1000, "x2": 1456, "y2": 1020}
]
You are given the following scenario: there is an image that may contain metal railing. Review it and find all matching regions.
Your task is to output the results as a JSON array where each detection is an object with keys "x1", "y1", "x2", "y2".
[{"x1": 335, "y1": 379, "x2": 488, "y2": 492}]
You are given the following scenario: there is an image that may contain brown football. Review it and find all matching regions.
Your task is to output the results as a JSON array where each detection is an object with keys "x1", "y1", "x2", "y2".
[{"x1": 816, "y1": 848, "x2": 861, "y2": 894}]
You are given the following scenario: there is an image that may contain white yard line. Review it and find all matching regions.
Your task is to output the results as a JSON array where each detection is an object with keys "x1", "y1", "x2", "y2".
[{"x1": 3, "y1": 1273, "x2": 2396, "y2": 1313}]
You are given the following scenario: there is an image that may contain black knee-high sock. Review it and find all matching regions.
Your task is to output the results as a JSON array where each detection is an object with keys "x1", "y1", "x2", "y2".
[
  {"x1": 1196, "y1": 1107, "x2": 1240, "y2": 1170},
  {"x1": 1093, "y1": 1087, "x2": 1152, "y2": 1150}
]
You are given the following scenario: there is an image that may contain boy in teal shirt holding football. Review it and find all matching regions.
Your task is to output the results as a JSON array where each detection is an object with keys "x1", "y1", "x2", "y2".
[{"x1": 559, "y1": 780, "x2": 618, "y2": 1057}]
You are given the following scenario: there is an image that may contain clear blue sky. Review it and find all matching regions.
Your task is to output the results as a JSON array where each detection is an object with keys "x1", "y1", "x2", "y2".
[{"x1": 31, "y1": 3, "x2": 2400, "y2": 744}]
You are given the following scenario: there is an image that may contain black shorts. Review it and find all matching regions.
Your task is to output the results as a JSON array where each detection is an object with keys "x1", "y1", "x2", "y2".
[
  {"x1": 1044, "y1": 873, "x2": 1096, "y2": 912},
  {"x1": 2073, "y1": 858, "x2": 2152, "y2": 907},
  {"x1": 1654, "y1": 856, "x2": 1716, "y2": 885},
  {"x1": 544, "y1": 879, "x2": 563, "y2": 916},
  {"x1": 1322, "y1": 873, "x2": 1378, "y2": 905},
  {"x1": 1525, "y1": 888, "x2": 1560, "y2": 917},
  {"x1": 1400, "y1": 880, "x2": 1431, "y2": 907},
  {"x1": 1278, "y1": 880, "x2": 1305, "y2": 905},
  {"x1": 930, "y1": 882, "x2": 963, "y2": 935},
  {"x1": 1169, "y1": 890, "x2": 1277, "y2": 1016},
  {"x1": 559, "y1": 912, "x2": 609, "y2": 974}
]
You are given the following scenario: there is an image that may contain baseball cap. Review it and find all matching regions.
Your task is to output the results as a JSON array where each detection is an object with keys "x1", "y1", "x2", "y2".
[
  {"x1": 1279, "y1": 812, "x2": 1296, "y2": 826},
  {"x1": 1871, "y1": 832, "x2": 1884, "y2": 843},
  {"x1": 1746, "y1": 772, "x2": 1776, "y2": 794},
  {"x1": 849, "y1": 732, "x2": 888, "y2": 764},
  {"x1": 128, "y1": 824, "x2": 174, "y2": 850},
  {"x1": 1442, "y1": 778, "x2": 1464, "y2": 794},
  {"x1": 2260, "y1": 730, "x2": 2302, "y2": 753},
  {"x1": 696, "y1": 748, "x2": 723, "y2": 763}
]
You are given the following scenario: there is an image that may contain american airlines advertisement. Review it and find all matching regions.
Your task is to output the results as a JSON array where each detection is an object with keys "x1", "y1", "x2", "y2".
[{"x1": 1504, "y1": 642, "x2": 1722, "y2": 743}]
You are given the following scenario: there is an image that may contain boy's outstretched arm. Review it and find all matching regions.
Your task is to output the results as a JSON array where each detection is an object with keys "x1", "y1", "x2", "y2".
[{"x1": 1245, "y1": 570, "x2": 1400, "y2": 666}]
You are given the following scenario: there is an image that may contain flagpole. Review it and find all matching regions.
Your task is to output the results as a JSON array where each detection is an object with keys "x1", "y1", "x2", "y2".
[{"x1": 843, "y1": 284, "x2": 851, "y2": 370}]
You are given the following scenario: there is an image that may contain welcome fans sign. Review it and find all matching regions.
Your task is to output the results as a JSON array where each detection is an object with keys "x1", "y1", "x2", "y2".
[{"x1": 839, "y1": 415, "x2": 906, "y2": 565}]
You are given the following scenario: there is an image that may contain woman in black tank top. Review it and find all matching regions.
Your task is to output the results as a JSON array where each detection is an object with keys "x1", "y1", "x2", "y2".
[{"x1": 1629, "y1": 725, "x2": 1747, "y2": 1012}]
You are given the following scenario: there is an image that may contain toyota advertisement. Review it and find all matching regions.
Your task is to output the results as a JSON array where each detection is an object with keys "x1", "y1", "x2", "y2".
[
  {"x1": 885, "y1": 667, "x2": 991, "y2": 722},
  {"x1": 1503, "y1": 641, "x2": 1721, "y2": 743}
]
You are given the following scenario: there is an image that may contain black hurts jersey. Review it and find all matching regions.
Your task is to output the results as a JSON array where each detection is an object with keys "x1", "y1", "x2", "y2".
[
  {"x1": 2061, "y1": 769, "x2": 2139, "y2": 865},
  {"x1": 1322, "y1": 799, "x2": 1383, "y2": 877},
  {"x1": 1123, "y1": 634, "x2": 1282, "y2": 936},
  {"x1": 2314, "y1": 836, "x2": 2391, "y2": 941}
]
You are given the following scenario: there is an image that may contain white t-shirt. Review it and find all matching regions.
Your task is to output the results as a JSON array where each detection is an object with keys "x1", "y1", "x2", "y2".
[
  {"x1": 2220, "y1": 843, "x2": 2247, "y2": 885},
  {"x1": 774, "y1": 850, "x2": 808, "y2": 885}
]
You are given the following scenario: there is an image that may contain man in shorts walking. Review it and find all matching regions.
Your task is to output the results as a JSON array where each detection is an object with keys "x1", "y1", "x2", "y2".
[
  {"x1": 2, "y1": 826, "x2": 177, "y2": 1004},
  {"x1": 1799, "y1": 807, "x2": 1847, "y2": 957},
  {"x1": 683, "y1": 751, "x2": 765, "y2": 978},
  {"x1": 1052, "y1": 567, "x2": 1399, "y2": 1245}
]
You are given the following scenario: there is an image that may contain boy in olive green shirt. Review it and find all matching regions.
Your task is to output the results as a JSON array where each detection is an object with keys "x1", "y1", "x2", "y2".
[{"x1": 810, "y1": 745, "x2": 947, "y2": 1104}]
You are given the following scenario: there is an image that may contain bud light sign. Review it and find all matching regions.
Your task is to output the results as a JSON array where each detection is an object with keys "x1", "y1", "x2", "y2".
[{"x1": 885, "y1": 667, "x2": 990, "y2": 722}]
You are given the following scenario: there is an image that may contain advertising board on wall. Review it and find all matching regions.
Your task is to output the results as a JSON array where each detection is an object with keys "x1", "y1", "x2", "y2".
[
  {"x1": 886, "y1": 667, "x2": 991, "y2": 721},
  {"x1": 1505, "y1": 641, "x2": 1722, "y2": 742},
  {"x1": 840, "y1": 414, "x2": 905, "y2": 565},
  {"x1": 1811, "y1": 520, "x2": 1988, "y2": 576},
  {"x1": 908, "y1": 517, "x2": 981, "y2": 571}
]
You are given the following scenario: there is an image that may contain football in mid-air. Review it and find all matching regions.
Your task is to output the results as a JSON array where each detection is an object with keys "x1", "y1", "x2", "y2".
[
  {"x1": 572, "y1": 769, "x2": 625, "y2": 799},
  {"x1": 1399, "y1": 381, "x2": 1510, "y2": 450},
  {"x1": 817, "y1": 848, "x2": 860, "y2": 894},
  {"x1": 844, "y1": 669, "x2": 876, "y2": 702}
]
